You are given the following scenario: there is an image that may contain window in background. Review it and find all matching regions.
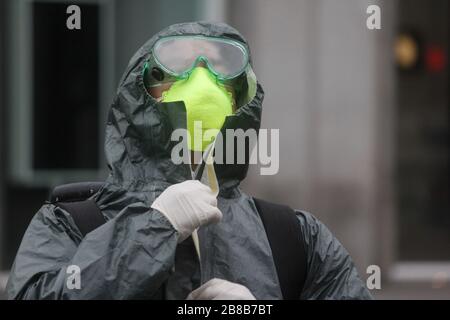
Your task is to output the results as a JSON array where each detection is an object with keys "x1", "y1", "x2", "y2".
[{"x1": 32, "y1": 2, "x2": 99, "y2": 170}]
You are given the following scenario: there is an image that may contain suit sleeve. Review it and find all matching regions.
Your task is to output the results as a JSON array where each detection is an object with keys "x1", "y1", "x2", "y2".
[
  {"x1": 296, "y1": 211, "x2": 373, "y2": 300},
  {"x1": 6, "y1": 202, "x2": 179, "y2": 299}
]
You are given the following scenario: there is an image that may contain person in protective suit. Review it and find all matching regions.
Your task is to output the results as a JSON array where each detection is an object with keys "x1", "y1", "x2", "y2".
[{"x1": 6, "y1": 22, "x2": 373, "y2": 300}]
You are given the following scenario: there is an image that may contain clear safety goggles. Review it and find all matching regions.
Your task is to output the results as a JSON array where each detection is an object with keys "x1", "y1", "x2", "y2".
[
  {"x1": 143, "y1": 35, "x2": 258, "y2": 107},
  {"x1": 153, "y1": 35, "x2": 249, "y2": 80}
]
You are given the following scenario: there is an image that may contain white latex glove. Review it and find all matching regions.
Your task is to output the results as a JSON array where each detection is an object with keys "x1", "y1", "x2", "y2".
[
  {"x1": 187, "y1": 278, "x2": 256, "y2": 300},
  {"x1": 151, "y1": 180, "x2": 222, "y2": 242}
]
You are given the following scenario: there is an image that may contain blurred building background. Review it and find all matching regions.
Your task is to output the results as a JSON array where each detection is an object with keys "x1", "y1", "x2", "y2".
[{"x1": 0, "y1": 0, "x2": 448, "y2": 299}]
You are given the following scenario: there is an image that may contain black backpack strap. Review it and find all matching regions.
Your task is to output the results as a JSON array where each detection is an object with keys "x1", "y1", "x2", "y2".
[
  {"x1": 57, "y1": 200, "x2": 105, "y2": 237},
  {"x1": 253, "y1": 197, "x2": 307, "y2": 300},
  {"x1": 49, "y1": 182, "x2": 106, "y2": 237},
  {"x1": 50, "y1": 182, "x2": 105, "y2": 203}
]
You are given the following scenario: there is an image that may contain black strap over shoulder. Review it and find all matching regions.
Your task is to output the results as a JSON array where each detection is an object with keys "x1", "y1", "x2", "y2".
[
  {"x1": 253, "y1": 197, "x2": 307, "y2": 300},
  {"x1": 56, "y1": 200, "x2": 105, "y2": 237},
  {"x1": 50, "y1": 182, "x2": 104, "y2": 203},
  {"x1": 49, "y1": 182, "x2": 106, "y2": 237}
]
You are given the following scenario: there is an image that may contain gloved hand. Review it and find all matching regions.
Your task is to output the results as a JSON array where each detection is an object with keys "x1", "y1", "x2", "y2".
[
  {"x1": 151, "y1": 180, "x2": 222, "y2": 242},
  {"x1": 187, "y1": 278, "x2": 256, "y2": 300}
]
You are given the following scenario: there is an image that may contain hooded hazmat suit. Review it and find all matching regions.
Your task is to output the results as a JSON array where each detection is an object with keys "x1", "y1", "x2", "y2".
[{"x1": 6, "y1": 22, "x2": 372, "y2": 300}]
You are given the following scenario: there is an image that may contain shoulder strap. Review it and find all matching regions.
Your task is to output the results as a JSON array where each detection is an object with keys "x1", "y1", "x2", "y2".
[
  {"x1": 253, "y1": 197, "x2": 307, "y2": 300},
  {"x1": 49, "y1": 182, "x2": 106, "y2": 237},
  {"x1": 57, "y1": 199, "x2": 106, "y2": 237}
]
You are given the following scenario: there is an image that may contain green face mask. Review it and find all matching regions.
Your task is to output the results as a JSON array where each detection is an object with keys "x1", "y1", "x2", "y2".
[{"x1": 162, "y1": 67, "x2": 234, "y2": 151}]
